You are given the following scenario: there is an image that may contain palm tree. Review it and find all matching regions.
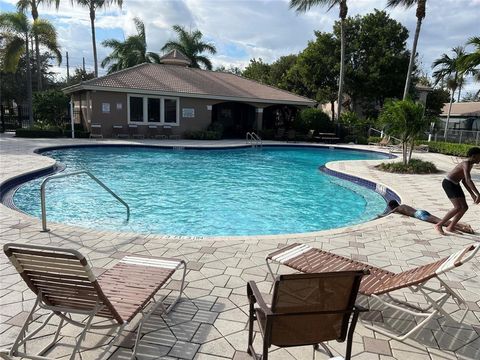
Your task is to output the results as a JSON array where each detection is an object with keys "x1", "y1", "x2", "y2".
[
  {"x1": 460, "y1": 36, "x2": 480, "y2": 97},
  {"x1": 387, "y1": 0, "x2": 427, "y2": 100},
  {"x1": 0, "y1": 12, "x2": 61, "y2": 124},
  {"x1": 74, "y1": 0, "x2": 123, "y2": 77},
  {"x1": 432, "y1": 46, "x2": 466, "y2": 138},
  {"x1": 161, "y1": 25, "x2": 216, "y2": 70},
  {"x1": 290, "y1": 0, "x2": 348, "y2": 121},
  {"x1": 101, "y1": 17, "x2": 161, "y2": 74},
  {"x1": 17, "y1": 0, "x2": 60, "y2": 90}
]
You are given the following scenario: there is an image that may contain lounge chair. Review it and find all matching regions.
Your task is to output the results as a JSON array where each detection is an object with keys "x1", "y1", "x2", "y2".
[
  {"x1": 163, "y1": 125, "x2": 180, "y2": 140},
  {"x1": 2, "y1": 243, "x2": 186, "y2": 360},
  {"x1": 266, "y1": 243, "x2": 479, "y2": 341},
  {"x1": 247, "y1": 271, "x2": 368, "y2": 360},
  {"x1": 89, "y1": 124, "x2": 103, "y2": 139},
  {"x1": 128, "y1": 124, "x2": 144, "y2": 139},
  {"x1": 112, "y1": 125, "x2": 129, "y2": 139},
  {"x1": 274, "y1": 128, "x2": 285, "y2": 141},
  {"x1": 369, "y1": 135, "x2": 390, "y2": 147}
]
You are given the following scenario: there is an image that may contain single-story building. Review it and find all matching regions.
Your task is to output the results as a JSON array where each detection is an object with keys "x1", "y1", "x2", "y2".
[
  {"x1": 63, "y1": 50, "x2": 315, "y2": 138},
  {"x1": 440, "y1": 101, "x2": 480, "y2": 131}
]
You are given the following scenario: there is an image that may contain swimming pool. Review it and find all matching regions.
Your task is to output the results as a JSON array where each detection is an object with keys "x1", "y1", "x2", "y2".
[{"x1": 13, "y1": 146, "x2": 390, "y2": 236}]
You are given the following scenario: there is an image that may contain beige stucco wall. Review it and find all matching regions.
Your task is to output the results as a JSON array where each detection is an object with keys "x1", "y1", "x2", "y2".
[{"x1": 74, "y1": 90, "x2": 310, "y2": 138}]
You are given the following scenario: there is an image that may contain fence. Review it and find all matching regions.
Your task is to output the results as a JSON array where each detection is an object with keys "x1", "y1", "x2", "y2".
[
  {"x1": 0, "y1": 104, "x2": 33, "y2": 132},
  {"x1": 369, "y1": 127, "x2": 480, "y2": 146}
]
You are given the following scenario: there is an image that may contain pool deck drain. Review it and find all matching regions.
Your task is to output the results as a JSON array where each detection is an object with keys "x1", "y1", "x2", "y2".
[{"x1": 1, "y1": 134, "x2": 480, "y2": 360}]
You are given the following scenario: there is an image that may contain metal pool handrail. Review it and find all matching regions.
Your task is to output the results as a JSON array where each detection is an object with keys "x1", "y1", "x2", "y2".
[
  {"x1": 246, "y1": 132, "x2": 262, "y2": 147},
  {"x1": 40, "y1": 170, "x2": 130, "y2": 232}
]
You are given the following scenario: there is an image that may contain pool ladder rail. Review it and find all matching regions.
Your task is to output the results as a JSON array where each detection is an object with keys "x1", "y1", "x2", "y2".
[
  {"x1": 40, "y1": 170, "x2": 130, "y2": 232},
  {"x1": 246, "y1": 132, "x2": 262, "y2": 147}
]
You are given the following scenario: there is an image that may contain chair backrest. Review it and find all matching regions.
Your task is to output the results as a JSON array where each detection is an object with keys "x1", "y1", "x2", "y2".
[
  {"x1": 379, "y1": 135, "x2": 390, "y2": 145},
  {"x1": 128, "y1": 124, "x2": 138, "y2": 135},
  {"x1": 3, "y1": 243, "x2": 123, "y2": 323},
  {"x1": 90, "y1": 124, "x2": 102, "y2": 135},
  {"x1": 268, "y1": 271, "x2": 366, "y2": 347}
]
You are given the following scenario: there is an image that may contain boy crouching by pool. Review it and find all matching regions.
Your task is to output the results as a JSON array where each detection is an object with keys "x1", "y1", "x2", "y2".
[{"x1": 435, "y1": 147, "x2": 480, "y2": 235}]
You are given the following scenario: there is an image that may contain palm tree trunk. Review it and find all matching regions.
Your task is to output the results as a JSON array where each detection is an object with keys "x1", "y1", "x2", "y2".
[
  {"x1": 337, "y1": 16, "x2": 346, "y2": 122},
  {"x1": 330, "y1": 101, "x2": 335, "y2": 122},
  {"x1": 444, "y1": 88, "x2": 455, "y2": 139},
  {"x1": 90, "y1": 7, "x2": 98, "y2": 77},
  {"x1": 457, "y1": 84, "x2": 462, "y2": 102},
  {"x1": 35, "y1": 35, "x2": 42, "y2": 90},
  {"x1": 25, "y1": 32, "x2": 33, "y2": 125},
  {"x1": 403, "y1": 18, "x2": 423, "y2": 100}
]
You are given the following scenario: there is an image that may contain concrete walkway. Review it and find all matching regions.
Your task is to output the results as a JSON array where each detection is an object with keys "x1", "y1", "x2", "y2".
[{"x1": 0, "y1": 134, "x2": 479, "y2": 360}]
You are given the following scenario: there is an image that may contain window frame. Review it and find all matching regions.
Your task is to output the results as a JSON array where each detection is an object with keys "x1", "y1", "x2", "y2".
[{"x1": 127, "y1": 94, "x2": 180, "y2": 126}]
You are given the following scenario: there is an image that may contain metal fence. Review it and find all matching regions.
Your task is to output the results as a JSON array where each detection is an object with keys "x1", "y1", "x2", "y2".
[{"x1": 0, "y1": 104, "x2": 33, "y2": 132}]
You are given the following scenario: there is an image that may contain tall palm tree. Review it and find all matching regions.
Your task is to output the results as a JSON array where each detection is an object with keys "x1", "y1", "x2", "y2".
[
  {"x1": 0, "y1": 12, "x2": 61, "y2": 124},
  {"x1": 387, "y1": 0, "x2": 427, "y2": 100},
  {"x1": 432, "y1": 46, "x2": 466, "y2": 138},
  {"x1": 74, "y1": 0, "x2": 123, "y2": 77},
  {"x1": 290, "y1": 0, "x2": 348, "y2": 121},
  {"x1": 460, "y1": 36, "x2": 480, "y2": 96},
  {"x1": 101, "y1": 17, "x2": 160, "y2": 74},
  {"x1": 17, "y1": 0, "x2": 60, "y2": 90},
  {"x1": 161, "y1": 25, "x2": 216, "y2": 70}
]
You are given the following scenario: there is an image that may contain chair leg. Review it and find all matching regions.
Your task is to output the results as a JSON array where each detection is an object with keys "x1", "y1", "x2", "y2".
[{"x1": 345, "y1": 311, "x2": 360, "y2": 360}]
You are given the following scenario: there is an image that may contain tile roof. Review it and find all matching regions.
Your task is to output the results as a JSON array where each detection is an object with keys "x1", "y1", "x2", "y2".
[
  {"x1": 65, "y1": 63, "x2": 314, "y2": 105},
  {"x1": 441, "y1": 102, "x2": 480, "y2": 116},
  {"x1": 160, "y1": 50, "x2": 191, "y2": 65}
]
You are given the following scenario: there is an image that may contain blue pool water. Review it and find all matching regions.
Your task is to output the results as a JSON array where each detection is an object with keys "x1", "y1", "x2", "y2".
[{"x1": 13, "y1": 146, "x2": 388, "y2": 236}]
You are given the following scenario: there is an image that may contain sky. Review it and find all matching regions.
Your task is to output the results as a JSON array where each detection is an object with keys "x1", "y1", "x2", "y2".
[{"x1": 1, "y1": 0, "x2": 479, "y2": 94}]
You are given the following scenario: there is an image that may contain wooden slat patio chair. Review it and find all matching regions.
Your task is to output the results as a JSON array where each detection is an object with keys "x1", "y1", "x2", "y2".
[
  {"x1": 247, "y1": 271, "x2": 368, "y2": 360},
  {"x1": 266, "y1": 243, "x2": 480, "y2": 342},
  {"x1": 2, "y1": 243, "x2": 186, "y2": 360},
  {"x1": 128, "y1": 124, "x2": 144, "y2": 139},
  {"x1": 112, "y1": 125, "x2": 129, "y2": 139}
]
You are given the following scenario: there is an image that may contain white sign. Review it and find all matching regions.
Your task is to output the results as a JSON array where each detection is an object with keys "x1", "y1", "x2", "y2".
[
  {"x1": 182, "y1": 108, "x2": 195, "y2": 118},
  {"x1": 102, "y1": 103, "x2": 110, "y2": 113},
  {"x1": 116, "y1": 102, "x2": 122, "y2": 110}
]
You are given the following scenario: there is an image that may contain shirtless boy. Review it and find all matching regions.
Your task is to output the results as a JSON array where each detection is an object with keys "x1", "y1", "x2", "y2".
[{"x1": 435, "y1": 147, "x2": 480, "y2": 235}]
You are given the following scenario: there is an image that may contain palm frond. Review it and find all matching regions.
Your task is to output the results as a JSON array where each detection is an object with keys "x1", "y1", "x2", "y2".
[
  {"x1": 386, "y1": 0, "x2": 418, "y2": 8},
  {"x1": 196, "y1": 55, "x2": 212, "y2": 70},
  {"x1": 289, "y1": 0, "x2": 339, "y2": 13},
  {"x1": 32, "y1": 18, "x2": 62, "y2": 64},
  {"x1": 1, "y1": 35, "x2": 25, "y2": 72},
  {"x1": 0, "y1": 12, "x2": 29, "y2": 34}
]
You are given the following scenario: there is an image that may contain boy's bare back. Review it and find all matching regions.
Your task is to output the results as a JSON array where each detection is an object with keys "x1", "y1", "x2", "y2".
[{"x1": 446, "y1": 161, "x2": 473, "y2": 183}]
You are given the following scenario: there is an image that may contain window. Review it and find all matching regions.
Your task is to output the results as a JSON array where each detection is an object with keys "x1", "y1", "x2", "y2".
[
  {"x1": 164, "y1": 99, "x2": 177, "y2": 123},
  {"x1": 128, "y1": 94, "x2": 179, "y2": 125},
  {"x1": 148, "y1": 98, "x2": 160, "y2": 122},
  {"x1": 129, "y1": 96, "x2": 143, "y2": 122}
]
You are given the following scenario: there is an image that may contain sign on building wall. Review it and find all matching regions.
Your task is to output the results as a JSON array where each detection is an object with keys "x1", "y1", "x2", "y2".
[
  {"x1": 116, "y1": 103, "x2": 122, "y2": 110},
  {"x1": 102, "y1": 103, "x2": 110, "y2": 113},
  {"x1": 182, "y1": 108, "x2": 195, "y2": 118}
]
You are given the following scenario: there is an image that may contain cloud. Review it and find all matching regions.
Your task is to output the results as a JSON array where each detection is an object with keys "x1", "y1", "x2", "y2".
[{"x1": 1, "y1": 0, "x2": 478, "y2": 91}]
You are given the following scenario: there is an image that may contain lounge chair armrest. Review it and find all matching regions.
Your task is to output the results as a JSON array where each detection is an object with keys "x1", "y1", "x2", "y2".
[
  {"x1": 247, "y1": 281, "x2": 272, "y2": 315},
  {"x1": 354, "y1": 305, "x2": 369, "y2": 313}
]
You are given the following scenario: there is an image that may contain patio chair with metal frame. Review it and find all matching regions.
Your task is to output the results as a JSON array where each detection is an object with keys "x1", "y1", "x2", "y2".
[
  {"x1": 89, "y1": 124, "x2": 103, "y2": 139},
  {"x1": 247, "y1": 271, "x2": 368, "y2": 360},
  {"x1": 2, "y1": 243, "x2": 187, "y2": 360},
  {"x1": 265, "y1": 243, "x2": 480, "y2": 342}
]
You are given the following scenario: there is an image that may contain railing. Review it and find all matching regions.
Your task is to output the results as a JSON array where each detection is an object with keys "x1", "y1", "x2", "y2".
[
  {"x1": 434, "y1": 129, "x2": 480, "y2": 145},
  {"x1": 246, "y1": 132, "x2": 262, "y2": 147},
  {"x1": 40, "y1": 171, "x2": 130, "y2": 232},
  {"x1": 368, "y1": 128, "x2": 401, "y2": 143}
]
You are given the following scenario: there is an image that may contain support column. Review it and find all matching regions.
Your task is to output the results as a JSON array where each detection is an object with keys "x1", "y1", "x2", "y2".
[{"x1": 255, "y1": 107, "x2": 263, "y2": 132}]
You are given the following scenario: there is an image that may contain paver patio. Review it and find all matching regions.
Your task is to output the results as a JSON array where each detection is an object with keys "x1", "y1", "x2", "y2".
[{"x1": 0, "y1": 134, "x2": 479, "y2": 360}]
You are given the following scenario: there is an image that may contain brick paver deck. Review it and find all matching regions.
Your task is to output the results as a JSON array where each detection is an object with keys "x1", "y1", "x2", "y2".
[{"x1": 1, "y1": 134, "x2": 479, "y2": 359}]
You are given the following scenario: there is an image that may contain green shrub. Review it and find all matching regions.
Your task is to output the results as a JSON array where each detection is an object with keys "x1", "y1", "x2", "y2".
[
  {"x1": 376, "y1": 158, "x2": 439, "y2": 174},
  {"x1": 367, "y1": 136, "x2": 382, "y2": 144},
  {"x1": 33, "y1": 90, "x2": 69, "y2": 127},
  {"x1": 294, "y1": 108, "x2": 333, "y2": 133},
  {"x1": 422, "y1": 141, "x2": 476, "y2": 157},
  {"x1": 16, "y1": 127, "x2": 64, "y2": 138},
  {"x1": 184, "y1": 130, "x2": 221, "y2": 140}
]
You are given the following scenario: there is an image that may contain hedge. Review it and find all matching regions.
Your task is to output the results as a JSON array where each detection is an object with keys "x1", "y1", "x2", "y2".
[
  {"x1": 16, "y1": 128, "x2": 64, "y2": 138},
  {"x1": 422, "y1": 141, "x2": 477, "y2": 157}
]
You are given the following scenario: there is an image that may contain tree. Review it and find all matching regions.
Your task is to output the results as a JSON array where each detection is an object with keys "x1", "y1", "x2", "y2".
[
  {"x1": 101, "y1": 18, "x2": 160, "y2": 74},
  {"x1": 74, "y1": 0, "x2": 123, "y2": 77},
  {"x1": 17, "y1": 0, "x2": 60, "y2": 90},
  {"x1": 284, "y1": 32, "x2": 338, "y2": 120},
  {"x1": 242, "y1": 58, "x2": 271, "y2": 84},
  {"x1": 290, "y1": 0, "x2": 349, "y2": 121},
  {"x1": 336, "y1": 10, "x2": 410, "y2": 114},
  {"x1": 215, "y1": 65, "x2": 242, "y2": 75},
  {"x1": 269, "y1": 55, "x2": 298, "y2": 89},
  {"x1": 0, "y1": 12, "x2": 61, "y2": 124},
  {"x1": 161, "y1": 25, "x2": 216, "y2": 70},
  {"x1": 387, "y1": 0, "x2": 427, "y2": 100},
  {"x1": 33, "y1": 89, "x2": 69, "y2": 127},
  {"x1": 425, "y1": 87, "x2": 450, "y2": 117},
  {"x1": 432, "y1": 46, "x2": 466, "y2": 137},
  {"x1": 378, "y1": 99, "x2": 428, "y2": 165},
  {"x1": 460, "y1": 36, "x2": 480, "y2": 98}
]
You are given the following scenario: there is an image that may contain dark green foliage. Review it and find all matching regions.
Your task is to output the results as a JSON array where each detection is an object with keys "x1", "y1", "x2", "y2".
[
  {"x1": 16, "y1": 127, "x2": 64, "y2": 138},
  {"x1": 183, "y1": 130, "x2": 222, "y2": 140},
  {"x1": 334, "y1": 10, "x2": 410, "y2": 110},
  {"x1": 269, "y1": 55, "x2": 298, "y2": 89},
  {"x1": 294, "y1": 108, "x2": 333, "y2": 133},
  {"x1": 339, "y1": 111, "x2": 376, "y2": 144},
  {"x1": 242, "y1": 58, "x2": 271, "y2": 84},
  {"x1": 378, "y1": 99, "x2": 428, "y2": 164},
  {"x1": 425, "y1": 88, "x2": 450, "y2": 117},
  {"x1": 424, "y1": 142, "x2": 478, "y2": 157},
  {"x1": 33, "y1": 89, "x2": 69, "y2": 127},
  {"x1": 367, "y1": 136, "x2": 382, "y2": 144},
  {"x1": 377, "y1": 158, "x2": 439, "y2": 174}
]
